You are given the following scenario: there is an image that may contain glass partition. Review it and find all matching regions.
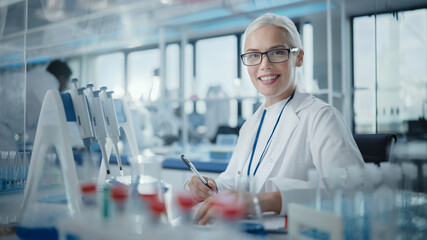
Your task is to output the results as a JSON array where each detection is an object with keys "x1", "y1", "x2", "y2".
[
  {"x1": 0, "y1": 0, "x2": 425, "y2": 153},
  {"x1": 353, "y1": 8, "x2": 427, "y2": 137},
  {"x1": 0, "y1": 1, "x2": 26, "y2": 151}
]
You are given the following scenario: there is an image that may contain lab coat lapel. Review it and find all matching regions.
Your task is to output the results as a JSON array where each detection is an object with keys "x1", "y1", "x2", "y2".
[
  {"x1": 235, "y1": 107, "x2": 263, "y2": 179},
  {"x1": 255, "y1": 95, "x2": 300, "y2": 193}
]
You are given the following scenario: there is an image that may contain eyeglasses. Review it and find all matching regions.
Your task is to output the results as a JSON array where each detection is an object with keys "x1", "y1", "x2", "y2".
[{"x1": 240, "y1": 48, "x2": 299, "y2": 66}]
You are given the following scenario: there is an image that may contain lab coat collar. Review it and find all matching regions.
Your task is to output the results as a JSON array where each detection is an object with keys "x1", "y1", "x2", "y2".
[
  {"x1": 234, "y1": 87, "x2": 315, "y2": 193},
  {"x1": 289, "y1": 86, "x2": 314, "y2": 114},
  {"x1": 254, "y1": 87, "x2": 314, "y2": 193}
]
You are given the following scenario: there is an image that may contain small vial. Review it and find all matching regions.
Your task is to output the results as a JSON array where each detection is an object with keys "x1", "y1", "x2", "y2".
[
  {"x1": 81, "y1": 182, "x2": 97, "y2": 207},
  {"x1": 111, "y1": 185, "x2": 128, "y2": 218}
]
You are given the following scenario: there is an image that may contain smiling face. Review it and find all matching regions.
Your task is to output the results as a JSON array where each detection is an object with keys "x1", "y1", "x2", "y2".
[{"x1": 244, "y1": 25, "x2": 300, "y2": 107}]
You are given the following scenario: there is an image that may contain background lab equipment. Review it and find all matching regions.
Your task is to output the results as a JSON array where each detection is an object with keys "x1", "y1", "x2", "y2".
[{"x1": 0, "y1": 0, "x2": 426, "y2": 239}]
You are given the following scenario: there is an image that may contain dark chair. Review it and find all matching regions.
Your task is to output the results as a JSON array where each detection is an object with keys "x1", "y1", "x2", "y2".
[
  {"x1": 212, "y1": 125, "x2": 241, "y2": 143},
  {"x1": 353, "y1": 133, "x2": 397, "y2": 165}
]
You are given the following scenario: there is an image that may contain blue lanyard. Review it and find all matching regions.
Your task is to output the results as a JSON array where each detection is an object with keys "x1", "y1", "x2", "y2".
[{"x1": 247, "y1": 90, "x2": 295, "y2": 176}]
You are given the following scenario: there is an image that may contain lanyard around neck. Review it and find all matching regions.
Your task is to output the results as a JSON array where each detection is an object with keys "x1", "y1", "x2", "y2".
[{"x1": 247, "y1": 90, "x2": 295, "y2": 176}]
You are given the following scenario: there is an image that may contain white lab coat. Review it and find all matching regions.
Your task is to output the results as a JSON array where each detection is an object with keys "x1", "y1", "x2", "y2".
[
  {"x1": 26, "y1": 68, "x2": 60, "y2": 143},
  {"x1": 215, "y1": 87, "x2": 364, "y2": 214},
  {"x1": 26, "y1": 68, "x2": 83, "y2": 148}
]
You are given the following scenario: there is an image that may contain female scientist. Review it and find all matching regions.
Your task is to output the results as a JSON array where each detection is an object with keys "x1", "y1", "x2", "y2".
[{"x1": 188, "y1": 13, "x2": 364, "y2": 223}]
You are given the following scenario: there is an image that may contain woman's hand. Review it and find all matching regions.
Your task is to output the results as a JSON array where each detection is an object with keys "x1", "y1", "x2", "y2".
[{"x1": 188, "y1": 175, "x2": 217, "y2": 202}]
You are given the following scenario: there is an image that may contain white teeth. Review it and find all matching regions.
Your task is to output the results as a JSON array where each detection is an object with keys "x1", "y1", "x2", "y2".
[{"x1": 259, "y1": 75, "x2": 277, "y2": 81}]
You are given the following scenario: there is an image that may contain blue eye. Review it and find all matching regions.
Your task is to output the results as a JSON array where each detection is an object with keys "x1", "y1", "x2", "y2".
[
  {"x1": 271, "y1": 50, "x2": 286, "y2": 56},
  {"x1": 247, "y1": 53, "x2": 260, "y2": 59}
]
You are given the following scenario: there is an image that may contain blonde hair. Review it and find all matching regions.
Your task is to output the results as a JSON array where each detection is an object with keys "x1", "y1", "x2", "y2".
[{"x1": 242, "y1": 13, "x2": 302, "y2": 52}]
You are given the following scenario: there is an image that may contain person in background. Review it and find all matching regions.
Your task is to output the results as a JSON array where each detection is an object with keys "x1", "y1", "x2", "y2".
[
  {"x1": 188, "y1": 13, "x2": 365, "y2": 224},
  {"x1": 26, "y1": 59, "x2": 72, "y2": 145}
]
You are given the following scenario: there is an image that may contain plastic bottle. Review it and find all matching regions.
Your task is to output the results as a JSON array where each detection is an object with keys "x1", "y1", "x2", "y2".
[
  {"x1": 345, "y1": 165, "x2": 366, "y2": 240},
  {"x1": 213, "y1": 196, "x2": 249, "y2": 239},
  {"x1": 401, "y1": 162, "x2": 417, "y2": 192},
  {"x1": 23, "y1": 151, "x2": 31, "y2": 189},
  {"x1": 236, "y1": 175, "x2": 266, "y2": 236},
  {"x1": 17, "y1": 152, "x2": 25, "y2": 189},
  {"x1": 398, "y1": 162, "x2": 419, "y2": 238},
  {"x1": 0, "y1": 151, "x2": 6, "y2": 192},
  {"x1": 308, "y1": 168, "x2": 322, "y2": 211},
  {"x1": 80, "y1": 182, "x2": 98, "y2": 219},
  {"x1": 172, "y1": 192, "x2": 197, "y2": 240},
  {"x1": 370, "y1": 165, "x2": 397, "y2": 240},
  {"x1": 4, "y1": 151, "x2": 11, "y2": 191},
  {"x1": 362, "y1": 163, "x2": 382, "y2": 193},
  {"x1": 111, "y1": 184, "x2": 129, "y2": 227},
  {"x1": 361, "y1": 163, "x2": 383, "y2": 239},
  {"x1": 175, "y1": 191, "x2": 196, "y2": 224},
  {"x1": 126, "y1": 176, "x2": 149, "y2": 235},
  {"x1": 327, "y1": 167, "x2": 345, "y2": 216},
  {"x1": 142, "y1": 195, "x2": 168, "y2": 239},
  {"x1": 379, "y1": 162, "x2": 402, "y2": 190},
  {"x1": 8, "y1": 151, "x2": 16, "y2": 190}
]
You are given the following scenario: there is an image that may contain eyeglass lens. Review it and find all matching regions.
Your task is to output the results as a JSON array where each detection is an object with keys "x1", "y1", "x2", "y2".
[{"x1": 242, "y1": 49, "x2": 289, "y2": 66}]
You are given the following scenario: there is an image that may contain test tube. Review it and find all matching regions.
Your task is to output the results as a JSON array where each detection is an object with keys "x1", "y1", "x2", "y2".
[
  {"x1": 8, "y1": 151, "x2": 16, "y2": 191},
  {"x1": 0, "y1": 151, "x2": 6, "y2": 192},
  {"x1": 23, "y1": 151, "x2": 30, "y2": 189},
  {"x1": 16, "y1": 152, "x2": 24, "y2": 189},
  {"x1": 400, "y1": 162, "x2": 417, "y2": 192}
]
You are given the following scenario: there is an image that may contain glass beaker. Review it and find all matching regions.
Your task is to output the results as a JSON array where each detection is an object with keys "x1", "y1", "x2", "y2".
[
  {"x1": 236, "y1": 175, "x2": 266, "y2": 236},
  {"x1": 131, "y1": 155, "x2": 167, "y2": 221}
]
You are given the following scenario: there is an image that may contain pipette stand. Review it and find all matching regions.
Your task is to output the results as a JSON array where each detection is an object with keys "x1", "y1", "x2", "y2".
[
  {"x1": 97, "y1": 98, "x2": 140, "y2": 186},
  {"x1": 21, "y1": 90, "x2": 82, "y2": 218}
]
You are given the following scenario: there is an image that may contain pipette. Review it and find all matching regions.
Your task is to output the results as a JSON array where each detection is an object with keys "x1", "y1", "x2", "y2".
[
  {"x1": 100, "y1": 87, "x2": 124, "y2": 176},
  {"x1": 69, "y1": 79, "x2": 95, "y2": 162},
  {"x1": 84, "y1": 85, "x2": 111, "y2": 175}
]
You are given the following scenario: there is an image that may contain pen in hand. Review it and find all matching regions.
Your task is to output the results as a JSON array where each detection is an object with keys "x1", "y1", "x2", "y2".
[{"x1": 181, "y1": 154, "x2": 215, "y2": 192}]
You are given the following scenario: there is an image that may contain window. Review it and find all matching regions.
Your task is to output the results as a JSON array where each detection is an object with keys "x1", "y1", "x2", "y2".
[
  {"x1": 127, "y1": 49, "x2": 160, "y2": 101},
  {"x1": 302, "y1": 23, "x2": 315, "y2": 92},
  {"x1": 353, "y1": 9, "x2": 427, "y2": 135},
  {"x1": 95, "y1": 52, "x2": 125, "y2": 97},
  {"x1": 353, "y1": 16, "x2": 376, "y2": 133},
  {"x1": 166, "y1": 44, "x2": 179, "y2": 98},
  {"x1": 195, "y1": 35, "x2": 238, "y2": 98},
  {"x1": 184, "y1": 44, "x2": 194, "y2": 99},
  {"x1": 240, "y1": 34, "x2": 260, "y2": 123}
]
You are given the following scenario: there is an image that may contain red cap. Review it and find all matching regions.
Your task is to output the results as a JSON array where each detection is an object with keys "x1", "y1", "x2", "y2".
[
  {"x1": 177, "y1": 192, "x2": 197, "y2": 211},
  {"x1": 210, "y1": 194, "x2": 244, "y2": 220},
  {"x1": 139, "y1": 193, "x2": 158, "y2": 202},
  {"x1": 111, "y1": 185, "x2": 128, "y2": 202},
  {"x1": 220, "y1": 204, "x2": 244, "y2": 221},
  {"x1": 80, "y1": 182, "x2": 97, "y2": 193},
  {"x1": 148, "y1": 198, "x2": 166, "y2": 217}
]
